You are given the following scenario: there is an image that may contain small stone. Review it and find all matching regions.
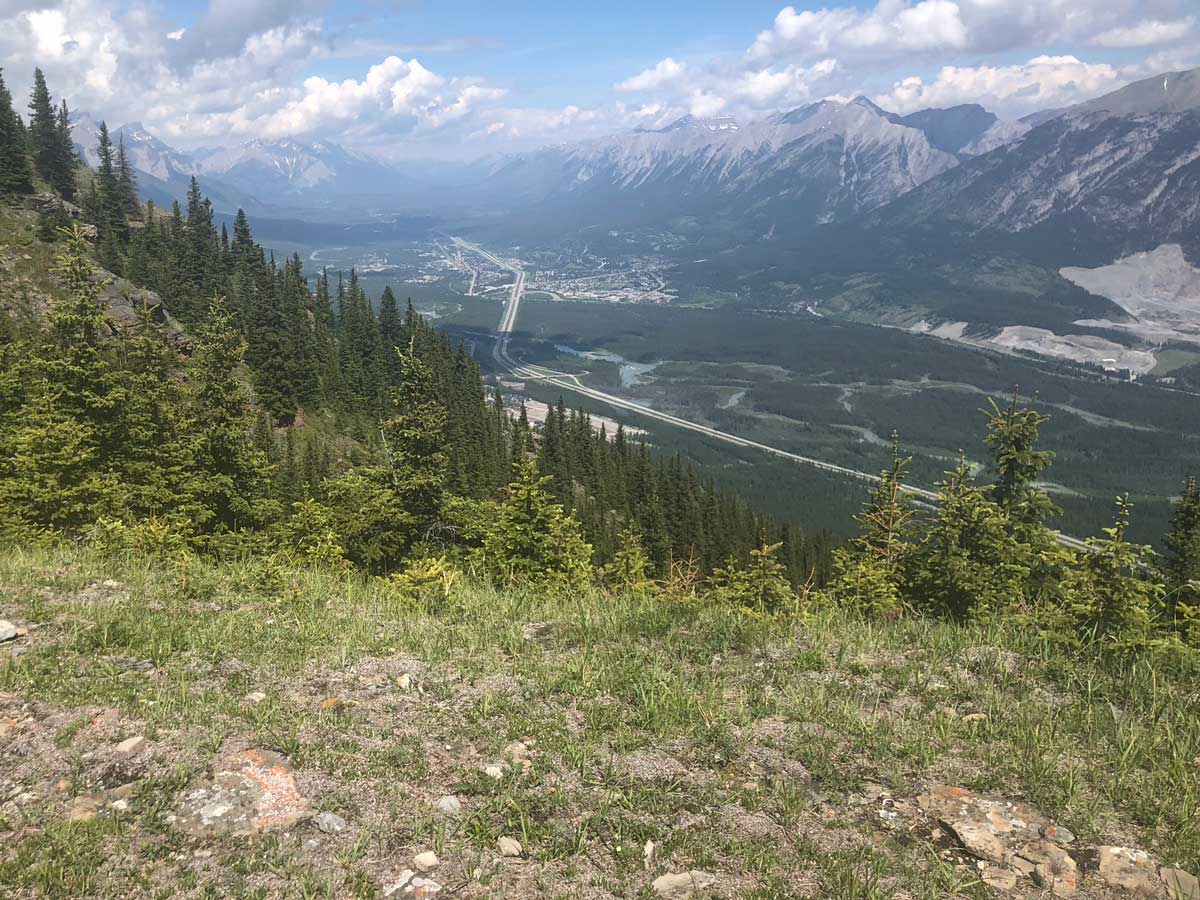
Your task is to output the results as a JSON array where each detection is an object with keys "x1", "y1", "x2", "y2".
[
  {"x1": 1162, "y1": 868, "x2": 1200, "y2": 900},
  {"x1": 174, "y1": 749, "x2": 311, "y2": 837},
  {"x1": 67, "y1": 794, "x2": 103, "y2": 823},
  {"x1": 484, "y1": 764, "x2": 505, "y2": 780},
  {"x1": 245, "y1": 691, "x2": 267, "y2": 704},
  {"x1": 0, "y1": 620, "x2": 16, "y2": 642},
  {"x1": 397, "y1": 673, "x2": 413, "y2": 691},
  {"x1": 54, "y1": 778, "x2": 71, "y2": 793},
  {"x1": 115, "y1": 735, "x2": 146, "y2": 754},
  {"x1": 497, "y1": 836, "x2": 523, "y2": 857},
  {"x1": 108, "y1": 782, "x2": 138, "y2": 801},
  {"x1": 521, "y1": 622, "x2": 554, "y2": 643},
  {"x1": 383, "y1": 869, "x2": 415, "y2": 896},
  {"x1": 1041, "y1": 823, "x2": 1075, "y2": 845},
  {"x1": 435, "y1": 795, "x2": 462, "y2": 817},
  {"x1": 413, "y1": 850, "x2": 439, "y2": 872},
  {"x1": 408, "y1": 876, "x2": 441, "y2": 897},
  {"x1": 319, "y1": 697, "x2": 345, "y2": 713},
  {"x1": 317, "y1": 811, "x2": 347, "y2": 834},
  {"x1": 1097, "y1": 846, "x2": 1160, "y2": 896},
  {"x1": 652, "y1": 871, "x2": 716, "y2": 898},
  {"x1": 962, "y1": 712, "x2": 988, "y2": 723},
  {"x1": 110, "y1": 798, "x2": 130, "y2": 813},
  {"x1": 644, "y1": 840, "x2": 655, "y2": 871},
  {"x1": 981, "y1": 866, "x2": 1018, "y2": 891},
  {"x1": 1020, "y1": 841, "x2": 1077, "y2": 896},
  {"x1": 944, "y1": 819, "x2": 1009, "y2": 864}
]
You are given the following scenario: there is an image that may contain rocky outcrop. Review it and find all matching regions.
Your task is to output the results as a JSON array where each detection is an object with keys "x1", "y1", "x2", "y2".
[
  {"x1": 173, "y1": 749, "x2": 311, "y2": 837},
  {"x1": 895, "y1": 784, "x2": 1199, "y2": 897},
  {"x1": 95, "y1": 273, "x2": 188, "y2": 347}
]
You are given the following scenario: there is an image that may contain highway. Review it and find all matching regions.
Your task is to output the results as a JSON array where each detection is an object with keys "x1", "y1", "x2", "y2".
[
  {"x1": 452, "y1": 237, "x2": 1095, "y2": 555},
  {"x1": 452, "y1": 236, "x2": 525, "y2": 333}
]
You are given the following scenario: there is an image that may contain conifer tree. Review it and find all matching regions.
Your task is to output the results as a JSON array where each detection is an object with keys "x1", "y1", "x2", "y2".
[
  {"x1": 115, "y1": 133, "x2": 139, "y2": 218},
  {"x1": 0, "y1": 227, "x2": 122, "y2": 530},
  {"x1": 94, "y1": 122, "x2": 127, "y2": 270},
  {"x1": 185, "y1": 298, "x2": 271, "y2": 533},
  {"x1": 822, "y1": 437, "x2": 914, "y2": 617},
  {"x1": 607, "y1": 524, "x2": 654, "y2": 593},
  {"x1": 907, "y1": 456, "x2": 1029, "y2": 620},
  {"x1": 983, "y1": 394, "x2": 1059, "y2": 532},
  {"x1": 115, "y1": 303, "x2": 190, "y2": 520},
  {"x1": 1060, "y1": 495, "x2": 1160, "y2": 649},
  {"x1": 0, "y1": 69, "x2": 33, "y2": 196},
  {"x1": 1164, "y1": 476, "x2": 1200, "y2": 636},
  {"x1": 482, "y1": 459, "x2": 591, "y2": 586},
  {"x1": 27, "y1": 69, "x2": 74, "y2": 197},
  {"x1": 380, "y1": 338, "x2": 449, "y2": 533},
  {"x1": 708, "y1": 538, "x2": 794, "y2": 614},
  {"x1": 55, "y1": 98, "x2": 76, "y2": 200}
]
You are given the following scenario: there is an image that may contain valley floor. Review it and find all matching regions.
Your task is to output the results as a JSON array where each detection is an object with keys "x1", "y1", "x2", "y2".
[{"x1": 1, "y1": 546, "x2": 1198, "y2": 898}]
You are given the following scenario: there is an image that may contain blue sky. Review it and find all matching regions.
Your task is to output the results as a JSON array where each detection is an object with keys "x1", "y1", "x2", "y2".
[{"x1": 1, "y1": 0, "x2": 1196, "y2": 157}]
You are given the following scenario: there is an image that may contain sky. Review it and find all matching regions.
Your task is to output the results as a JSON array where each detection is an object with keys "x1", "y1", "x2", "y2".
[{"x1": 0, "y1": 0, "x2": 1196, "y2": 159}]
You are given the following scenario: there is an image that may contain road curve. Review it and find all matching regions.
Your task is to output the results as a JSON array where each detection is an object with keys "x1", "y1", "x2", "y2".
[{"x1": 457, "y1": 237, "x2": 1096, "y2": 555}]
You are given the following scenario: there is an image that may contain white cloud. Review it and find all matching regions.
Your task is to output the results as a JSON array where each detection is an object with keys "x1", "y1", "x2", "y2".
[
  {"x1": 749, "y1": 0, "x2": 970, "y2": 61},
  {"x1": 615, "y1": 57, "x2": 685, "y2": 92},
  {"x1": 876, "y1": 55, "x2": 1124, "y2": 115},
  {"x1": 749, "y1": 0, "x2": 1196, "y2": 63},
  {"x1": 1089, "y1": 17, "x2": 1195, "y2": 49},
  {"x1": 735, "y1": 59, "x2": 838, "y2": 106},
  {"x1": 0, "y1": 0, "x2": 1194, "y2": 160},
  {"x1": 688, "y1": 90, "x2": 727, "y2": 117}
]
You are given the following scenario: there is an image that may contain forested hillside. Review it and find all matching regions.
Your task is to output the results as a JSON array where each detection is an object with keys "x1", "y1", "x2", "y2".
[{"x1": 0, "y1": 67, "x2": 829, "y2": 588}]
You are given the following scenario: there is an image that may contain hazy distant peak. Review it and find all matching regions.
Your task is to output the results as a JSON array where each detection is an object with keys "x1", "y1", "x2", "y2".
[
  {"x1": 648, "y1": 114, "x2": 740, "y2": 134},
  {"x1": 849, "y1": 95, "x2": 891, "y2": 116}
]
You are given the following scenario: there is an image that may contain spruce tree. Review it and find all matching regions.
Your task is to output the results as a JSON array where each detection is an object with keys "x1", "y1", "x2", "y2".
[
  {"x1": 907, "y1": 456, "x2": 1029, "y2": 620},
  {"x1": 27, "y1": 69, "x2": 57, "y2": 184},
  {"x1": 55, "y1": 98, "x2": 76, "y2": 200},
  {"x1": 1061, "y1": 495, "x2": 1160, "y2": 649},
  {"x1": 482, "y1": 459, "x2": 591, "y2": 586},
  {"x1": 94, "y1": 121, "x2": 127, "y2": 270},
  {"x1": 27, "y1": 70, "x2": 74, "y2": 197},
  {"x1": 116, "y1": 133, "x2": 139, "y2": 218},
  {"x1": 380, "y1": 338, "x2": 449, "y2": 535},
  {"x1": 1164, "y1": 476, "x2": 1200, "y2": 635},
  {"x1": 185, "y1": 298, "x2": 271, "y2": 533},
  {"x1": 983, "y1": 394, "x2": 1059, "y2": 531},
  {"x1": 0, "y1": 69, "x2": 33, "y2": 196}
]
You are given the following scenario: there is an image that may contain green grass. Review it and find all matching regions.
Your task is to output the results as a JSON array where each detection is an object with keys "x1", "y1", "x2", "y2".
[{"x1": 1, "y1": 544, "x2": 1198, "y2": 897}]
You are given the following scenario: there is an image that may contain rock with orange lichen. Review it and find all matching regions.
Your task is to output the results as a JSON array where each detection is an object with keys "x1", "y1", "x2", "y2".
[{"x1": 174, "y1": 749, "x2": 311, "y2": 837}]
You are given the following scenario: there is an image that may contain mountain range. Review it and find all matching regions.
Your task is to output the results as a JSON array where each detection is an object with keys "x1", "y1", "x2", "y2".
[
  {"x1": 58, "y1": 85, "x2": 1060, "y2": 226},
  {"x1": 70, "y1": 68, "x2": 1200, "y2": 248},
  {"x1": 68, "y1": 67, "x2": 1200, "y2": 347},
  {"x1": 69, "y1": 117, "x2": 417, "y2": 217}
]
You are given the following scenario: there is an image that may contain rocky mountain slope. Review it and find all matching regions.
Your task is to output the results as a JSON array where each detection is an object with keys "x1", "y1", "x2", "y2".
[
  {"x1": 69, "y1": 116, "x2": 409, "y2": 214},
  {"x1": 871, "y1": 68, "x2": 1200, "y2": 264},
  {"x1": 478, "y1": 97, "x2": 965, "y2": 232},
  {"x1": 194, "y1": 138, "x2": 410, "y2": 203}
]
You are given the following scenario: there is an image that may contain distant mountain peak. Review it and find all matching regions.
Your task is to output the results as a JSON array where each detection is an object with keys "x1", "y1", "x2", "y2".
[
  {"x1": 649, "y1": 114, "x2": 740, "y2": 134},
  {"x1": 1068, "y1": 66, "x2": 1200, "y2": 118},
  {"x1": 850, "y1": 96, "x2": 890, "y2": 115}
]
